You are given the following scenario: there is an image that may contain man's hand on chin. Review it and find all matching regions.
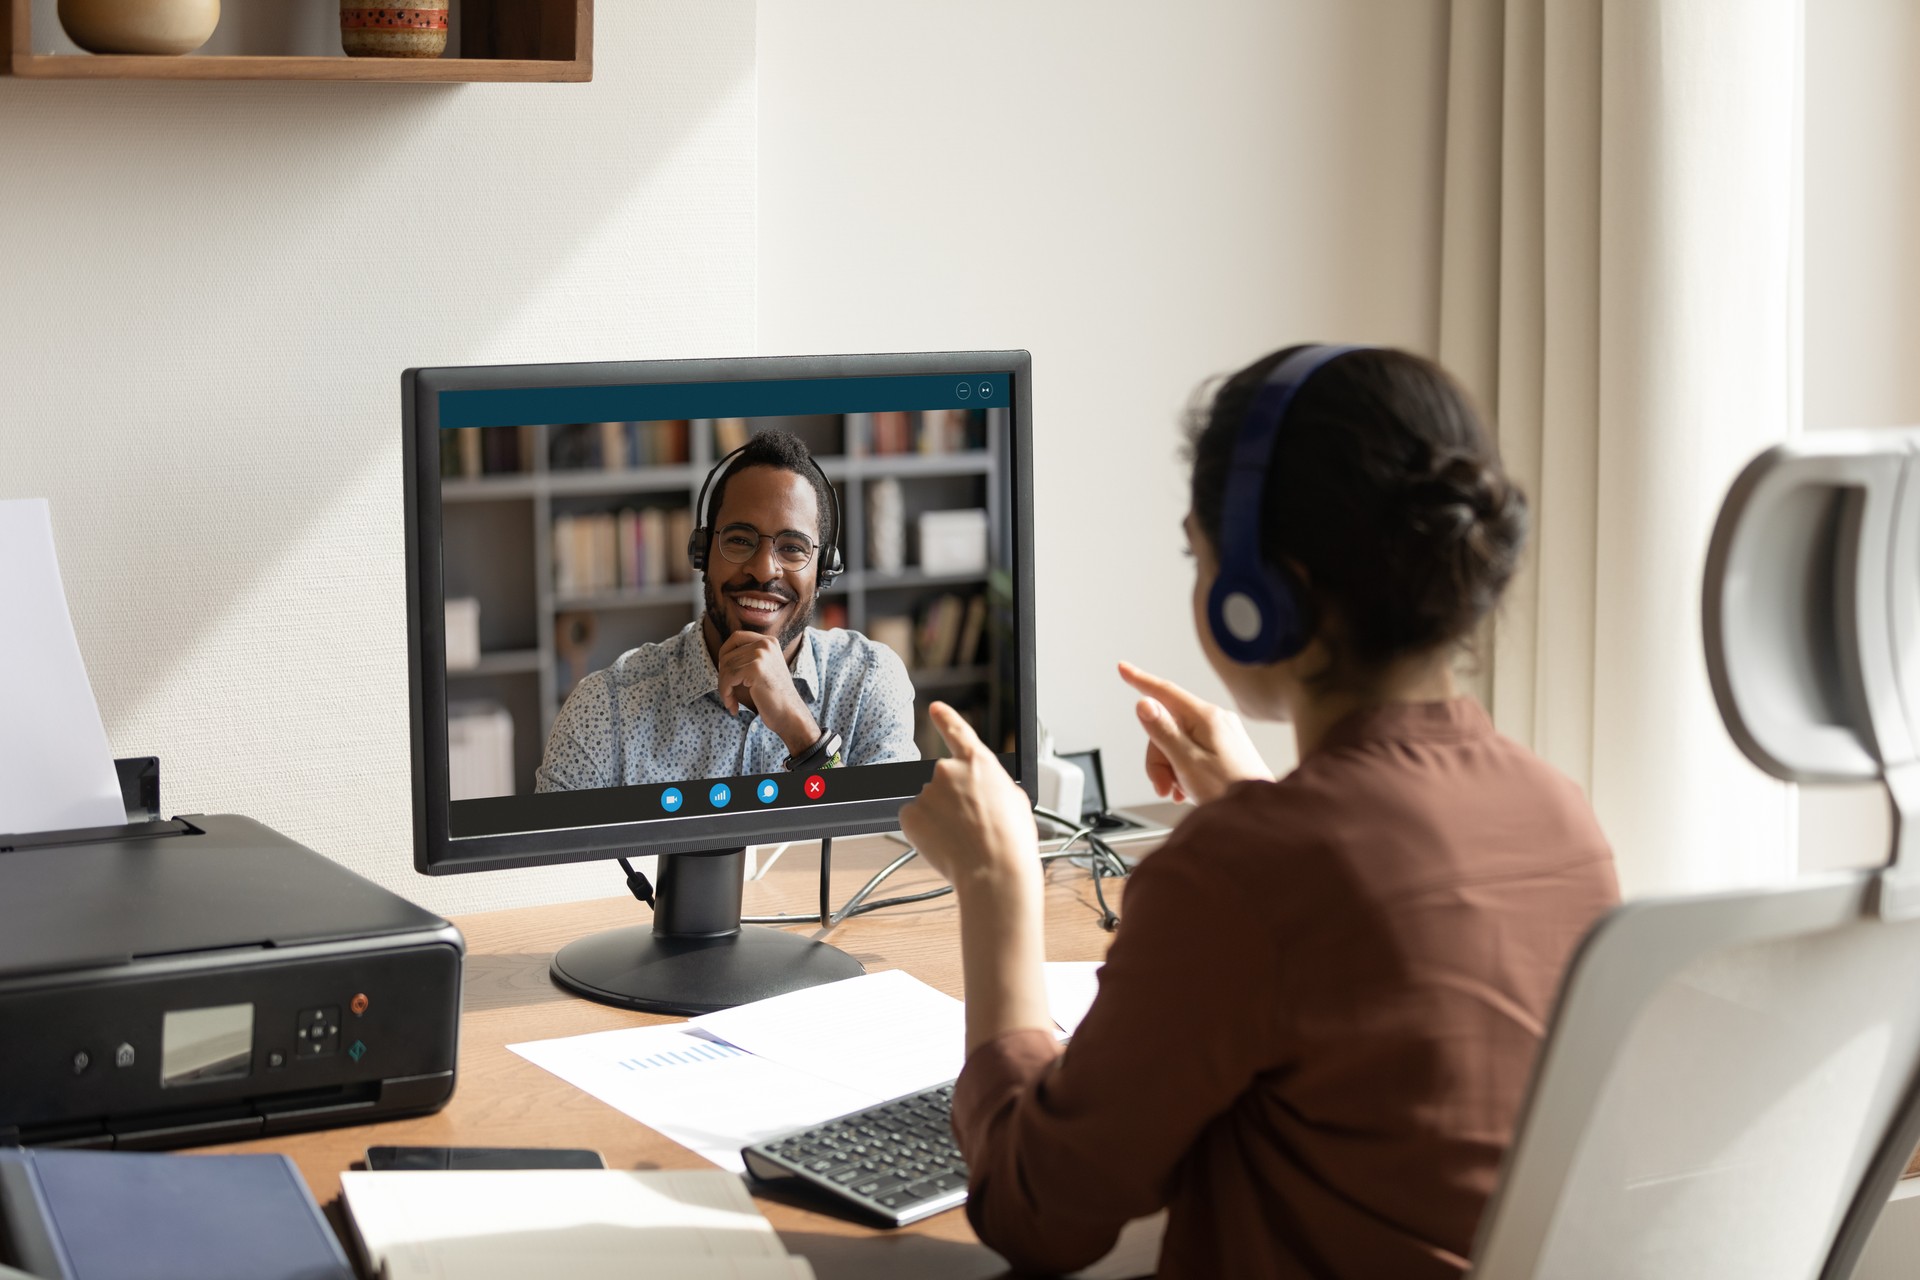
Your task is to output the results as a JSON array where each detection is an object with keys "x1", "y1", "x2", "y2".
[{"x1": 716, "y1": 630, "x2": 818, "y2": 755}]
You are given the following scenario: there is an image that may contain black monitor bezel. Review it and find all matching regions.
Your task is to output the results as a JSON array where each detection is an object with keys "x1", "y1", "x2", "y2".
[{"x1": 404, "y1": 350, "x2": 1038, "y2": 876}]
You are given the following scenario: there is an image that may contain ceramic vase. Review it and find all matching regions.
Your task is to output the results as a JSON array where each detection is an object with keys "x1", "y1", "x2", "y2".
[
  {"x1": 339, "y1": 3, "x2": 449, "y2": 59},
  {"x1": 58, "y1": 0, "x2": 220, "y2": 55}
]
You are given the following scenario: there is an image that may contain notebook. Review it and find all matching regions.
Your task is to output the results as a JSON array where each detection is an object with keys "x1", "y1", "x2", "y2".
[
  {"x1": 339, "y1": 1168, "x2": 815, "y2": 1279},
  {"x1": 0, "y1": 1147, "x2": 351, "y2": 1280}
]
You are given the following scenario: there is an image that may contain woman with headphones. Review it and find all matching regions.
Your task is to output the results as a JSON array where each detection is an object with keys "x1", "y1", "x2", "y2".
[{"x1": 899, "y1": 346, "x2": 1619, "y2": 1278}]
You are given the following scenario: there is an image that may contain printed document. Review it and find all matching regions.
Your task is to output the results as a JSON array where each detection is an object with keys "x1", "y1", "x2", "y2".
[
  {"x1": 0, "y1": 499, "x2": 125, "y2": 835},
  {"x1": 1044, "y1": 961, "x2": 1103, "y2": 1036},
  {"x1": 509, "y1": 1024, "x2": 875, "y2": 1173},
  {"x1": 689, "y1": 970, "x2": 965, "y2": 1100}
]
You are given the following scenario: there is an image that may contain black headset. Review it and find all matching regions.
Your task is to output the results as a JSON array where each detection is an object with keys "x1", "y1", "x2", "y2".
[
  {"x1": 686, "y1": 442, "x2": 845, "y2": 587},
  {"x1": 1206, "y1": 343, "x2": 1369, "y2": 665}
]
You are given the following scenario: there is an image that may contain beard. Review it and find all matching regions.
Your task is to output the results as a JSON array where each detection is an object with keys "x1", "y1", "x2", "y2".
[{"x1": 703, "y1": 571, "x2": 817, "y2": 650}]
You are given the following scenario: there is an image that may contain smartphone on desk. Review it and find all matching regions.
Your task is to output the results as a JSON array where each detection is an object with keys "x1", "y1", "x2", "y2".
[{"x1": 364, "y1": 1145, "x2": 605, "y2": 1171}]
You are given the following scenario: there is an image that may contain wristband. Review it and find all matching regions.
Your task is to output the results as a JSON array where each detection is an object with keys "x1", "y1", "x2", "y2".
[{"x1": 785, "y1": 728, "x2": 842, "y2": 773}]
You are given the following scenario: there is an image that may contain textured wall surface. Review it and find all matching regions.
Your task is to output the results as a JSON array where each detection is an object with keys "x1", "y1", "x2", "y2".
[{"x1": 0, "y1": 3, "x2": 757, "y2": 916}]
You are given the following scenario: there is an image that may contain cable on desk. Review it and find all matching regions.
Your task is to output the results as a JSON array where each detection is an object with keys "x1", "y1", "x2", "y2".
[
  {"x1": 736, "y1": 806, "x2": 1131, "y2": 931},
  {"x1": 742, "y1": 837, "x2": 941, "y2": 928}
]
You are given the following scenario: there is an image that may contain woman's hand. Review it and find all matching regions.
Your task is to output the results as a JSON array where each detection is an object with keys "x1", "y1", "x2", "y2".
[
  {"x1": 899, "y1": 701, "x2": 1051, "y2": 1053},
  {"x1": 1118, "y1": 661, "x2": 1275, "y2": 805},
  {"x1": 898, "y1": 702, "x2": 1039, "y2": 896}
]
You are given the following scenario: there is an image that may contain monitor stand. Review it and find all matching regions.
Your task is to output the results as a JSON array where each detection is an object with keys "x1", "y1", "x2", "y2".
[{"x1": 549, "y1": 847, "x2": 865, "y2": 1016}]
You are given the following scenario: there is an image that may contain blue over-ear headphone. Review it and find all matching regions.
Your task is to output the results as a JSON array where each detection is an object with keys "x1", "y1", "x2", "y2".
[{"x1": 1206, "y1": 343, "x2": 1369, "y2": 665}]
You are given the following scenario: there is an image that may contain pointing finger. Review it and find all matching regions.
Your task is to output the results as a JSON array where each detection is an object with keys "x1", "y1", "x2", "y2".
[
  {"x1": 1117, "y1": 661, "x2": 1209, "y2": 722},
  {"x1": 927, "y1": 701, "x2": 987, "y2": 759}
]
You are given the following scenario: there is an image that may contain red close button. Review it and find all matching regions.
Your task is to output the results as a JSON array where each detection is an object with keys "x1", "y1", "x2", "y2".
[{"x1": 804, "y1": 774, "x2": 826, "y2": 800}]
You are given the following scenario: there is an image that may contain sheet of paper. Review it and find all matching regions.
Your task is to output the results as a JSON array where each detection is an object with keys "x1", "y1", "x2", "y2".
[
  {"x1": 341, "y1": 1169, "x2": 804, "y2": 1279},
  {"x1": 509, "y1": 1024, "x2": 878, "y2": 1174},
  {"x1": 690, "y1": 970, "x2": 966, "y2": 1101},
  {"x1": 1044, "y1": 961, "x2": 1103, "y2": 1037},
  {"x1": 0, "y1": 499, "x2": 125, "y2": 835},
  {"x1": 384, "y1": 1246, "x2": 815, "y2": 1280}
]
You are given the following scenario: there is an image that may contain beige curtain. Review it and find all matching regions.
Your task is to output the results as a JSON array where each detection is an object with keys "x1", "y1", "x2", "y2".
[{"x1": 1441, "y1": 0, "x2": 1804, "y2": 896}]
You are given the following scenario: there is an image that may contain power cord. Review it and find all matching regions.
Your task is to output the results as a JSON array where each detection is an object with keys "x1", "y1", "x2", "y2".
[{"x1": 618, "y1": 856, "x2": 655, "y2": 908}]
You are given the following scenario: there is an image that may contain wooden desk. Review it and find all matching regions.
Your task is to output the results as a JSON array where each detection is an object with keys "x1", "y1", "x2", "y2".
[{"x1": 213, "y1": 829, "x2": 1165, "y2": 1279}]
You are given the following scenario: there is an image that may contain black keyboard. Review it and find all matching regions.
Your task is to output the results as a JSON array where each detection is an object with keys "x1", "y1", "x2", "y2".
[{"x1": 741, "y1": 1081, "x2": 968, "y2": 1227}]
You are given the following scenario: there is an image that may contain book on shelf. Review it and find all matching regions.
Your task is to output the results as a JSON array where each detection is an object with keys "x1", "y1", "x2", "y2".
[
  {"x1": 845, "y1": 409, "x2": 983, "y2": 456},
  {"x1": 666, "y1": 508, "x2": 695, "y2": 583},
  {"x1": 555, "y1": 507, "x2": 693, "y2": 597},
  {"x1": 615, "y1": 510, "x2": 639, "y2": 591},
  {"x1": 549, "y1": 421, "x2": 690, "y2": 472},
  {"x1": 874, "y1": 410, "x2": 912, "y2": 456},
  {"x1": 443, "y1": 424, "x2": 533, "y2": 480},
  {"x1": 714, "y1": 417, "x2": 750, "y2": 453},
  {"x1": 817, "y1": 599, "x2": 849, "y2": 632},
  {"x1": 915, "y1": 593, "x2": 967, "y2": 669},
  {"x1": 599, "y1": 421, "x2": 628, "y2": 471},
  {"x1": 955, "y1": 592, "x2": 988, "y2": 668},
  {"x1": 640, "y1": 419, "x2": 691, "y2": 465},
  {"x1": 919, "y1": 408, "x2": 977, "y2": 454}
]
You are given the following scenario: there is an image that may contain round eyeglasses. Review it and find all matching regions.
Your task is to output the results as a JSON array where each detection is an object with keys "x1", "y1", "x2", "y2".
[{"x1": 714, "y1": 523, "x2": 818, "y2": 571}]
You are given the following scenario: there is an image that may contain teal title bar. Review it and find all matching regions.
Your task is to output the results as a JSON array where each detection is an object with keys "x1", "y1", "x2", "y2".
[{"x1": 440, "y1": 373, "x2": 1011, "y2": 429}]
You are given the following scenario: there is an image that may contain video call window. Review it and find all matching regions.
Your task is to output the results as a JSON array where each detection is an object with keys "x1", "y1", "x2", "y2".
[{"x1": 438, "y1": 390, "x2": 1020, "y2": 830}]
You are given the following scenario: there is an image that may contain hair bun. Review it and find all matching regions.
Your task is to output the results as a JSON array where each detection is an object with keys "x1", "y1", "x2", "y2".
[{"x1": 1405, "y1": 453, "x2": 1503, "y2": 544}]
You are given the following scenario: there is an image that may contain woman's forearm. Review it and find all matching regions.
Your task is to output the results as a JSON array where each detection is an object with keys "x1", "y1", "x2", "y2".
[{"x1": 955, "y1": 872, "x2": 1053, "y2": 1055}]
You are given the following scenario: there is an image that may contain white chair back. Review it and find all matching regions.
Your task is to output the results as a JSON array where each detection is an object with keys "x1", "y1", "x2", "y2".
[{"x1": 1470, "y1": 431, "x2": 1920, "y2": 1279}]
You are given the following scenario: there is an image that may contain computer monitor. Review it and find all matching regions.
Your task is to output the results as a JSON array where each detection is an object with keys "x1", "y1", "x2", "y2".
[{"x1": 403, "y1": 352, "x2": 1036, "y2": 1014}]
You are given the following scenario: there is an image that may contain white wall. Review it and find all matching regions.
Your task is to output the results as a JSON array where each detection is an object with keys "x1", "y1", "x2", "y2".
[
  {"x1": 757, "y1": 1, "x2": 1449, "y2": 803},
  {"x1": 1798, "y1": 0, "x2": 1920, "y2": 873},
  {"x1": 0, "y1": 2, "x2": 758, "y2": 916},
  {"x1": 2, "y1": 1, "x2": 1456, "y2": 913}
]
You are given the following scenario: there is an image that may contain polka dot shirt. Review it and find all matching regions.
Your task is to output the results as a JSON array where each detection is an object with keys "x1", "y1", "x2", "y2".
[{"x1": 534, "y1": 621, "x2": 919, "y2": 791}]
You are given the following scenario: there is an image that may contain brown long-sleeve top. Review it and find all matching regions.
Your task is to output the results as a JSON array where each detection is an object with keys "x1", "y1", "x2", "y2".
[{"x1": 951, "y1": 698, "x2": 1619, "y2": 1278}]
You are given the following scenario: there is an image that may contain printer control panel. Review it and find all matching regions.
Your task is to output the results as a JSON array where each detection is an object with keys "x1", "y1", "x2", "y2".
[
  {"x1": 296, "y1": 1004, "x2": 342, "y2": 1059},
  {"x1": 0, "y1": 941, "x2": 460, "y2": 1148}
]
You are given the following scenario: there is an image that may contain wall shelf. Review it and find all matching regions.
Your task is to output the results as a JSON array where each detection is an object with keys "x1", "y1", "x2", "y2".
[{"x1": 4, "y1": 1, "x2": 591, "y2": 82}]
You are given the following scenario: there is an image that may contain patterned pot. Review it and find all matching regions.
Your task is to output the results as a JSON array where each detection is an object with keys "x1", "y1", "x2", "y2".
[
  {"x1": 58, "y1": 0, "x2": 220, "y2": 55},
  {"x1": 339, "y1": 3, "x2": 449, "y2": 59}
]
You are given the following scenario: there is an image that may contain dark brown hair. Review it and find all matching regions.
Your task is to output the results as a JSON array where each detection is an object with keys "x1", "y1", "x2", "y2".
[{"x1": 1187, "y1": 346, "x2": 1528, "y2": 679}]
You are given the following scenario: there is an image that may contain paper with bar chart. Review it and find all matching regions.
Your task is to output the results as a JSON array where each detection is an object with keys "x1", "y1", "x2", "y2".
[{"x1": 509, "y1": 1024, "x2": 876, "y2": 1173}]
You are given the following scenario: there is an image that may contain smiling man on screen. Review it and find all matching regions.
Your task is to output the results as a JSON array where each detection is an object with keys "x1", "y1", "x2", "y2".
[{"x1": 534, "y1": 429, "x2": 918, "y2": 792}]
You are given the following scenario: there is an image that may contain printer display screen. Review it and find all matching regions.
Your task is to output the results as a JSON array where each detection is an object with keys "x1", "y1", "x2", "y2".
[{"x1": 160, "y1": 1003, "x2": 253, "y2": 1087}]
